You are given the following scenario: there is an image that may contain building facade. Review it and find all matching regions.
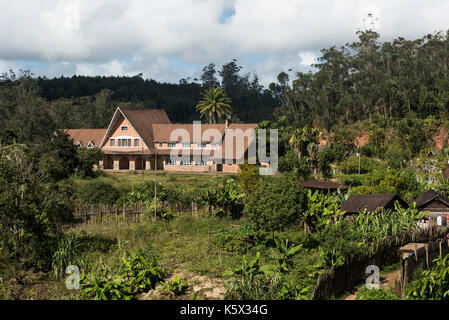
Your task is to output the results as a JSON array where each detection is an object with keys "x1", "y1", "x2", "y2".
[{"x1": 65, "y1": 107, "x2": 259, "y2": 173}]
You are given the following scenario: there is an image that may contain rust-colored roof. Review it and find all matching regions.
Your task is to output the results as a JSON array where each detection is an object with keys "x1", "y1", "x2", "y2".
[
  {"x1": 99, "y1": 108, "x2": 171, "y2": 152},
  {"x1": 152, "y1": 124, "x2": 226, "y2": 142},
  {"x1": 65, "y1": 129, "x2": 106, "y2": 148},
  {"x1": 220, "y1": 124, "x2": 258, "y2": 160},
  {"x1": 121, "y1": 109, "x2": 170, "y2": 151},
  {"x1": 300, "y1": 179, "x2": 349, "y2": 190},
  {"x1": 410, "y1": 189, "x2": 449, "y2": 209},
  {"x1": 340, "y1": 194, "x2": 406, "y2": 214},
  {"x1": 154, "y1": 123, "x2": 258, "y2": 160}
]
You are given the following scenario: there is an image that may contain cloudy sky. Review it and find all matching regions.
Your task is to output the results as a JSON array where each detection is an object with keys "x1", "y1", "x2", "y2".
[{"x1": 1, "y1": 0, "x2": 449, "y2": 87}]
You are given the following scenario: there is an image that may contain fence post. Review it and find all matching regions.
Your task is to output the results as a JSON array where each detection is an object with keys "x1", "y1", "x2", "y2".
[
  {"x1": 439, "y1": 241, "x2": 442, "y2": 258},
  {"x1": 123, "y1": 201, "x2": 126, "y2": 223},
  {"x1": 425, "y1": 245, "x2": 429, "y2": 269}
]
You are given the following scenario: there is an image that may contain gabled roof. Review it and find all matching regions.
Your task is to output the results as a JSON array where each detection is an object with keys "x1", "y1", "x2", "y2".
[
  {"x1": 410, "y1": 189, "x2": 449, "y2": 209},
  {"x1": 300, "y1": 179, "x2": 349, "y2": 190},
  {"x1": 100, "y1": 108, "x2": 171, "y2": 152},
  {"x1": 65, "y1": 129, "x2": 106, "y2": 148},
  {"x1": 340, "y1": 194, "x2": 406, "y2": 214}
]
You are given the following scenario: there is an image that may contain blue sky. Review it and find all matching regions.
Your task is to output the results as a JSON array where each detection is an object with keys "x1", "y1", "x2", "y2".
[{"x1": 1, "y1": 0, "x2": 449, "y2": 87}]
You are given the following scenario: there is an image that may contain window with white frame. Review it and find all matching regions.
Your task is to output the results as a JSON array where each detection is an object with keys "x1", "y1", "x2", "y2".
[
  {"x1": 211, "y1": 143, "x2": 220, "y2": 149},
  {"x1": 180, "y1": 158, "x2": 191, "y2": 166},
  {"x1": 195, "y1": 158, "x2": 207, "y2": 166},
  {"x1": 87, "y1": 141, "x2": 94, "y2": 148},
  {"x1": 166, "y1": 158, "x2": 176, "y2": 166},
  {"x1": 197, "y1": 143, "x2": 206, "y2": 148},
  {"x1": 76, "y1": 141, "x2": 82, "y2": 147},
  {"x1": 121, "y1": 125, "x2": 128, "y2": 131},
  {"x1": 110, "y1": 139, "x2": 115, "y2": 147},
  {"x1": 182, "y1": 142, "x2": 190, "y2": 149},
  {"x1": 159, "y1": 143, "x2": 163, "y2": 147},
  {"x1": 134, "y1": 139, "x2": 139, "y2": 147},
  {"x1": 168, "y1": 142, "x2": 176, "y2": 148}
]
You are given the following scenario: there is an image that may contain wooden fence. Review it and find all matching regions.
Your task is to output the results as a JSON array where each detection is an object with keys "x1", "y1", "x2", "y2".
[
  {"x1": 398, "y1": 232, "x2": 449, "y2": 296},
  {"x1": 73, "y1": 201, "x2": 208, "y2": 224},
  {"x1": 310, "y1": 225, "x2": 449, "y2": 300}
]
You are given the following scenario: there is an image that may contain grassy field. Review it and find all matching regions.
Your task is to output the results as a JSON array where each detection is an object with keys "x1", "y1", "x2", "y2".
[{"x1": 70, "y1": 171, "x2": 236, "y2": 195}]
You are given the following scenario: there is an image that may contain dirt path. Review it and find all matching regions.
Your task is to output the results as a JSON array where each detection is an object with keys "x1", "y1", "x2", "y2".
[
  {"x1": 141, "y1": 268, "x2": 226, "y2": 300},
  {"x1": 344, "y1": 269, "x2": 401, "y2": 300}
]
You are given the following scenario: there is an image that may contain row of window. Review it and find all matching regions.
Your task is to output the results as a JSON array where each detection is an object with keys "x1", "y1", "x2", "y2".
[
  {"x1": 110, "y1": 138, "x2": 139, "y2": 147},
  {"x1": 165, "y1": 159, "x2": 207, "y2": 166},
  {"x1": 162, "y1": 143, "x2": 217, "y2": 149}
]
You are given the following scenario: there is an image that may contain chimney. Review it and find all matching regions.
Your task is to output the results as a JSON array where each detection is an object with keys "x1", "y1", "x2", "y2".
[{"x1": 225, "y1": 115, "x2": 231, "y2": 128}]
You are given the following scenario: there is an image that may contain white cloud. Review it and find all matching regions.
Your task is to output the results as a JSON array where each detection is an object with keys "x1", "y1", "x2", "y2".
[{"x1": 0, "y1": 0, "x2": 449, "y2": 86}]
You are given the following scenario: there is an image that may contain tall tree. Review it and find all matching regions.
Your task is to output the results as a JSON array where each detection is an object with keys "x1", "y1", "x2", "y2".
[
  {"x1": 200, "y1": 63, "x2": 220, "y2": 89},
  {"x1": 196, "y1": 87, "x2": 232, "y2": 124}
]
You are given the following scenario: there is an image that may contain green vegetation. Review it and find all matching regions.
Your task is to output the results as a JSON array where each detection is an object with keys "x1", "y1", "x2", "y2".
[
  {"x1": 3, "y1": 27, "x2": 449, "y2": 301},
  {"x1": 196, "y1": 87, "x2": 232, "y2": 124},
  {"x1": 407, "y1": 255, "x2": 449, "y2": 300}
]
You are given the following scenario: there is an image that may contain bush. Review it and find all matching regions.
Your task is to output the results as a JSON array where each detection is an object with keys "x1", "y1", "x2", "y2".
[
  {"x1": 278, "y1": 149, "x2": 299, "y2": 173},
  {"x1": 77, "y1": 180, "x2": 120, "y2": 204},
  {"x1": 244, "y1": 173, "x2": 307, "y2": 235},
  {"x1": 356, "y1": 287, "x2": 400, "y2": 300},
  {"x1": 0, "y1": 144, "x2": 75, "y2": 271},
  {"x1": 407, "y1": 255, "x2": 449, "y2": 300},
  {"x1": 339, "y1": 156, "x2": 385, "y2": 174},
  {"x1": 76, "y1": 147, "x2": 103, "y2": 177}
]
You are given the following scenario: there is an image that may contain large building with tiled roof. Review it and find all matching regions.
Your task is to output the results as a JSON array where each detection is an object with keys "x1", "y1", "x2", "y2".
[{"x1": 64, "y1": 107, "x2": 259, "y2": 173}]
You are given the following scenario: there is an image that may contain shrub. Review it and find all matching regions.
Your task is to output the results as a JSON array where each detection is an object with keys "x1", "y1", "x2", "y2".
[
  {"x1": 79, "y1": 270, "x2": 133, "y2": 300},
  {"x1": 51, "y1": 234, "x2": 84, "y2": 279},
  {"x1": 199, "y1": 178, "x2": 245, "y2": 218},
  {"x1": 244, "y1": 173, "x2": 307, "y2": 235},
  {"x1": 237, "y1": 162, "x2": 260, "y2": 193},
  {"x1": 356, "y1": 287, "x2": 400, "y2": 300},
  {"x1": 406, "y1": 255, "x2": 449, "y2": 300},
  {"x1": 318, "y1": 149, "x2": 335, "y2": 179},
  {"x1": 278, "y1": 149, "x2": 299, "y2": 173},
  {"x1": 76, "y1": 147, "x2": 103, "y2": 178},
  {"x1": 339, "y1": 156, "x2": 385, "y2": 174},
  {"x1": 120, "y1": 249, "x2": 165, "y2": 294},
  {"x1": 77, "y1": 180, "x2": 120, "y2": 204}
]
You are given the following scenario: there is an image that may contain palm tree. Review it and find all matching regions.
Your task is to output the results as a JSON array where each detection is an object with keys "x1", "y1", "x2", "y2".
[{"x1": 196, "y1": 88, "x2": 232, "y2": 124}]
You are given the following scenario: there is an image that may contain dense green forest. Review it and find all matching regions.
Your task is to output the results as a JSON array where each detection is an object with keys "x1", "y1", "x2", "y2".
[{"x1": 271, "y1": 30, "x2": 449, "y2": 130}]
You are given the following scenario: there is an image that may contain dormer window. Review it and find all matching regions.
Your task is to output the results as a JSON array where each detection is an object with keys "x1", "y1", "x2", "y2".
[
  {"x1": 121, "y1": 126, "x2": 128, "y2": 131},
  {"x1": 76, "y1": 141, "x2": 82, "y2": 148},
  {"x1": 87, "y1": 141, "x2": 94, "y2": 148}
]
